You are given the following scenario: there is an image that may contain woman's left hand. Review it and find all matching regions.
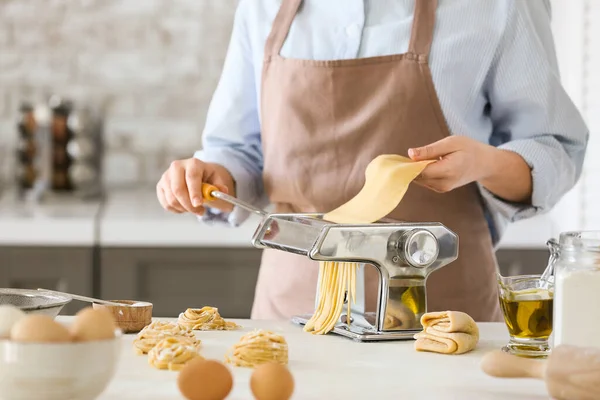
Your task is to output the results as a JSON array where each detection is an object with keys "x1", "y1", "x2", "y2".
[
  {"x1": 408, "y1": 135, "x2": 533, "y2": 204},
  {"x1": 408, "y1": 136, "x2": 494, "y2": 193}
]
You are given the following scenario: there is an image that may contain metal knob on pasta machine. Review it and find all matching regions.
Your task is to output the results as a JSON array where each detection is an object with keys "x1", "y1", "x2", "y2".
[{"x1": 200, "y1": 183, "x2": 459, "y2": 342}]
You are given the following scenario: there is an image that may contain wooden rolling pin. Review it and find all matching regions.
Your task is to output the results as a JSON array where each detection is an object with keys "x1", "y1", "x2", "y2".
[{"x1": 481, "y1": 345, "x2": 600, "y2": 400}]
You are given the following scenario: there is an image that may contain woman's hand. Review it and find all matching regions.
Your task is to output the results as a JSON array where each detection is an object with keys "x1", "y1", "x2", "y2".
[
  {"x1": 408, "y1": 136, "x2": 533, "y2": 204},
  {"x1": 156, "y1": 158, "x2": 236, "y2": 216}
]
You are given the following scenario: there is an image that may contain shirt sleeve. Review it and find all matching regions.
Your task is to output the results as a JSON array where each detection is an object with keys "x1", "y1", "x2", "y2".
[
  {"x1": 193, "y1": 0, "x2": 265, "y2": 227},
  {"x1": 481, "y1": 0, "x2": 589, "y2": 224}
]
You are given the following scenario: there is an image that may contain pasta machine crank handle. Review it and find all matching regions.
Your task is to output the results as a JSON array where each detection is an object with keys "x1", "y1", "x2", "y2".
[{"x1": 201, "y1": 183, "x2": 268, "y2": 217}]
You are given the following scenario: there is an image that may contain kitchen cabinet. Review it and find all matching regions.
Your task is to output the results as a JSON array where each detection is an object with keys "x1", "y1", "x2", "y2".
[
  {"x1": 496, "y1": 248, "x2": 549, "y2": 276},
  {"x1": 97, "y1": 247, "x2": 545, "y2": 320},
  {"x1": 99, "y1": 247, "x2": 262, "y2": 318},
  {"x1": 0, "y1": 244, "x2": 546, "y2": 319},
  {"x1": 0, "y1": 246, "x2": 93, "y2": 315}
]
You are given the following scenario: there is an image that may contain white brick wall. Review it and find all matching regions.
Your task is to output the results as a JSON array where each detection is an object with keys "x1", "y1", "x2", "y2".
[{"x1": 0, "y1": 0, "x2": 238, "y2": 188}]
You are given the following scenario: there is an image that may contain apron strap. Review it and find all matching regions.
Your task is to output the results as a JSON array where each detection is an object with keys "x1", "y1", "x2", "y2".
[
  {"x1": 266, "y1": 0, "x2": 436, "y2": 58},
  {"x1": 265, "y1": 0, "x2": 303, "y2": 57},
  {"x1": 408, "y1": 0, "x2": 438, "y2": 57}
]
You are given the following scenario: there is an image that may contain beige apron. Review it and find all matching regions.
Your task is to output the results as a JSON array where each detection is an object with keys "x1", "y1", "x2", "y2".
[{"x1": 251, "y1": 0, "x2": 503, "y2": 322}]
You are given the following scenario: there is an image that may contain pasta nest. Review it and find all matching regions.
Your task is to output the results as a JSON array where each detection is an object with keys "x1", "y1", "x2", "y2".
[
  {"x1": 133, "y1": 321, "x2": 199, "y2": 355},
  {"x1": 225, "y1": 329, "x2": 288, "y2": 368},
  {"x1": 148, "y1": 336, "x2": 202, "y2": 371},
  {"x1": 177, "y1": 306, "x2": 240, "y2": 331}
]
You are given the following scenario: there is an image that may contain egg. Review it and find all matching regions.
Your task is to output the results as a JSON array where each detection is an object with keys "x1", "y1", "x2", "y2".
[
  {"x1": 10, "y1": 314, "x2": 71, "y2": 343},
  {"x1": 178, "y1": 359, "x2": 233, "y2": 400},
  {"x1": 250, "y1": 363, "x2": 294, "y2": 400},
  {"x1": 0, "y1": 305, "x2": 26, "y2": 339},
  {"x1": 70, "y1": 307, "x2": 117, "y2": 342}
]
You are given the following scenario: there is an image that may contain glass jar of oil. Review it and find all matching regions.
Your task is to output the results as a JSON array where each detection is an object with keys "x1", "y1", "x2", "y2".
[
  {"x1": 497, "y1": 274, "x2": 553, "y2": 358},
  {"x1": 552, "y1": 231, "x2": 600, "y2": 350}
]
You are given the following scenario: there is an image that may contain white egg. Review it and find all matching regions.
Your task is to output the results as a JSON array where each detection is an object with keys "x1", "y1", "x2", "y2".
[{"x1": 0, "y1": 305, "x2": 26, "y2": 338}]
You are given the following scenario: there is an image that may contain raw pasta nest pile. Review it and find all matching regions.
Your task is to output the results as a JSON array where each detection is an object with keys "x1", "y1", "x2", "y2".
[
  {"x1": 148, "y1": 336, "x2": 203, "y2": 371},
  {"x1": 178, "y1": 306, "x2": 240, "y2": 331},
  {"x1": 225, "y1": 329, "x2": 288, "y2": 368},
  {"x1": 133, "y1": 321, "x2": 199, "y2": 355}
]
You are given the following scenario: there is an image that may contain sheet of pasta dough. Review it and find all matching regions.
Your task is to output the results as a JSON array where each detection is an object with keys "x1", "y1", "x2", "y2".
[{"x1": 324, "y1": 154, "x2": 434, "y2": 224}]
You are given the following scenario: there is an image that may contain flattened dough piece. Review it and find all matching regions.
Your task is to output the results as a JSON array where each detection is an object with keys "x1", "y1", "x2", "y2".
[
  {"x1": 324, "y1": 154, "x2": 434, "y2": 224},
  {"x1": 414, "y1": 311, "x2": 479, "y2": 355}
]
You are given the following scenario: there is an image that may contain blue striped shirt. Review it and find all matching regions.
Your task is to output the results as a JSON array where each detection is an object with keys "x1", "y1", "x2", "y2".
[{"x1": 195, "y1": 0, "x2": 589, "y2": 245}]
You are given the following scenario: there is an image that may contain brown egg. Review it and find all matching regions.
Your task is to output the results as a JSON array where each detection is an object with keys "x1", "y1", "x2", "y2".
[
  {"x1": 70, "y1": 307, "x2": 117, "y2": 342},
  {"x1": 10, "y1": 314, "x2": 71, "y2": 343},
  {"x1": 250, "y1": 363, "x2": 294, "y2": 400},
  {"x1": 178, "y1": 359, "x2": 233, "y2": 400}
]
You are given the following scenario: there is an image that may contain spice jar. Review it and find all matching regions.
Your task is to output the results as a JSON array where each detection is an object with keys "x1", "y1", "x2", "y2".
[
  {"x1": 550, "y1": 231, "x2": 600, "y2": 349},
  {"x1": 49, "y1": 99, "x2": 73, "y2": 191},
  {"x1": 15, "y1": 103, "x2": 39, "y2": 192},
  {"x1": 18, "y1": 104, "x2": 37, "y2": 136}
]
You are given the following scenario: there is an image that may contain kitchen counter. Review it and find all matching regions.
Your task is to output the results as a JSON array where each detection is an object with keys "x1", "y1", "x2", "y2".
[
  {"x1": 0, "y1": 189, "x2": 101, "y2": 246},
  {"x1": 99, "y1": 188, "x2": 556, "y2": 249},
  {"x1": 0, "y1": 187, "x2": 555, "y2": 249},
  {"x1": 98, "y1": 188, "x2": 261, "y2": 247},
  {"x1": 75, "y1": 318, "x2": 548, "y2": 400}
]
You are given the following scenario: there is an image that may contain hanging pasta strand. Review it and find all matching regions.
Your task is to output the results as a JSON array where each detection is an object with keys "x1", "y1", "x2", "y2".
[
  {"x1": 304, "y1": 261, "x2": 361, "y2": 335},
  {"x1": 313, "y1": 262, "x2": 344, "y2": 334},
  {"x1": 305, "y1": 262, "x2": 335, "y2": 332},
  {"x1": 352, "y1": 264, "x2": 357, "y2": 304},
  {"x1": 337, "y1": 265, "x2": 349, "y2": 323},
  {"x1": 306, "y1": 262, "x2": 331, "y2": 333},
  {"x1": 304, "y1": 262, "x2": 328, "y2": 332},
  {"x1": 313, "y1": 262, "x2": 339, "y2": 332}
]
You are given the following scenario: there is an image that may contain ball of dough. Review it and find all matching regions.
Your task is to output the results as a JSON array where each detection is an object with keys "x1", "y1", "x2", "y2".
[
  {"x1": 251, "y1": 362, "x2": 294, "y2": 400},
  {"x1": 0, "y1": 305, "x2": 26, "y2": 338},
  {"x1": 10, "y1": 314, "x2": 71, "y2": 343},
  {"x1": 177, "y1": 359, "x2": 233, "y2": 400},
  {"x1": 70, "y1": 307, "x2": 117, "y2": 341}
]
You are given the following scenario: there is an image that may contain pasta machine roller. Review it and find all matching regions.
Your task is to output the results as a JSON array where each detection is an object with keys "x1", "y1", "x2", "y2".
[{"x1": 202, "y1": 184, "x2": 459, "y2": 342}]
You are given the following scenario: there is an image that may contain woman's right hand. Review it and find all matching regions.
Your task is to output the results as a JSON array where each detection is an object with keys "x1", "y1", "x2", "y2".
[{"x1": 156, "y1": 158, "x2": 236, "y2": 216}]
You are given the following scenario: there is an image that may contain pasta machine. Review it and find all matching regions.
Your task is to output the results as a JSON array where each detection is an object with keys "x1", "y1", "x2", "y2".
[
  {"x1": 202, "y1": 185, "x2": 459, "y2": 342},
  {"x1": 251, "y1": 214, "x2": 459, "y2": 342}
]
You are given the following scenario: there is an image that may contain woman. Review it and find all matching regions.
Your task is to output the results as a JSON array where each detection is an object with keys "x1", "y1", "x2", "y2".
[{"x1": 157, "y1": 0, "x2": 588, "y2": 322}]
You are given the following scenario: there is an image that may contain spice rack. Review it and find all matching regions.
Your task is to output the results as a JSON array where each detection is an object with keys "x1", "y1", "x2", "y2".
[{"x1": 14, "y1": 96, "x2": 104, "y2": 201}]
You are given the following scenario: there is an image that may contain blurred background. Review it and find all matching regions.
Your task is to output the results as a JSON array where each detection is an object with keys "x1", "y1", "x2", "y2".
[{"x1": 0, "y1": 0, "x2": 597, "y2": 317}]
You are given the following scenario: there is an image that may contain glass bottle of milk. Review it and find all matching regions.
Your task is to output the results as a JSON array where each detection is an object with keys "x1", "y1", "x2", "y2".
[{"x1": 552, "y1": 231, "x2": 600, "y2": 349}]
